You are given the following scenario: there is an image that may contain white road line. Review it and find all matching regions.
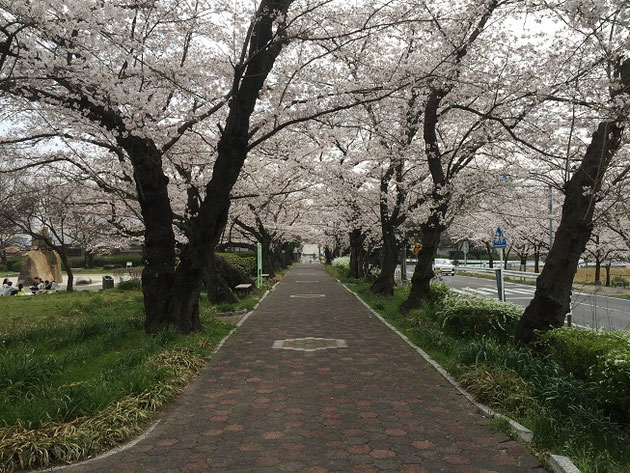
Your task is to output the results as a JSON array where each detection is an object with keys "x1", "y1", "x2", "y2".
[{"x1": 505, "y1": 288, "x2": 535, "y2": 295}]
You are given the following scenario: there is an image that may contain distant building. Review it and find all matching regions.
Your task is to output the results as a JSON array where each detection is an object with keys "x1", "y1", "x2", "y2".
[{"x1": 301, "y1": 243, "x2": 321, "y2": 263}]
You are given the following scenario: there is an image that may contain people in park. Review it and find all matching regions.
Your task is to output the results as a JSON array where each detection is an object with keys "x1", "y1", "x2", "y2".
[
  {"x1": 49, "y1": 280, "x2": 58, "y2": 292},
  {"x1": 29, "y1": 277, "x2": 44, "y2": 293},
  {"x1": 2, "y1": 281, "x2": 18, "y2": 296},
  {"x1": 16, "y1": 283, "x2": 25, "y2": 296}
]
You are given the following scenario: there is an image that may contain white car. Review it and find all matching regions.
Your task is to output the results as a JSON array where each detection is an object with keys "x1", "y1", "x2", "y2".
[{"x1": 433, "y1": 258, "x2": 455, "y2": 276}]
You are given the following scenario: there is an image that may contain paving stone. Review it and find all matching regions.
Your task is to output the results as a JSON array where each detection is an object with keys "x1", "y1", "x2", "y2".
[{"x1": 63, "y1": 264, "x2": 544, "y2": 472}]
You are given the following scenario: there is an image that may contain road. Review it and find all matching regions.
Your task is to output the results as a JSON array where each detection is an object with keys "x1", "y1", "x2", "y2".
[{"x1": 440, "y1": 274, "x2": 630, "y2": 331}]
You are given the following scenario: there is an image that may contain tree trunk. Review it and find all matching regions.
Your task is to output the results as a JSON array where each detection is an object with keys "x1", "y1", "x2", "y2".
[
  {"x1": 520, "y1": 255, "x2": 527, "y2": 272},
  {"x1": 594, "y1": 256, "x2": 601, "y2": 284},
  {"x1": 605, "y1": 261, "x2": 612, "y2": 287},
  {"x1": 534, "y1": 246, "x2": 540, "y2": 273},
  {"x1": 515, "y1": 117, "x2": 626, "y2": 344},
  {"x1": 400, "y1": 208, "x2": 446, "y2": 314},
  {"x1": 120, "y1": 137, "x2": 178, "y2": 333},
  {"x1": 349, "y1": 229, "x2": 367, "y2": 279},
  {"x1": 485, "y1": 242, "x2": 494, "y2": 268},
  {"x1": 370, "y1": 227, "x2": 399, "y2": 295},
  {"x1": 324, "y1": 246, "x2": 333, "y2": 265},
  {"x1": 503, "y1": 245, "x2": 511, "y2": 269},
  {"x1": 58, "y1": 250, "x2": 73, "y2": 292}
]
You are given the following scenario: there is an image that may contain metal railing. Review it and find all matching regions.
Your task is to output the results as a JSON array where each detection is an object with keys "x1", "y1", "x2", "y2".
[{"x1": 455, "y1": 266, "x2": 539, "y2": 280}]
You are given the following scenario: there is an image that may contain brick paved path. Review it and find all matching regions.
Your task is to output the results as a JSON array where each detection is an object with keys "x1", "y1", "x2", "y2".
[{"x1": 68, "y1": 264, "x2": 544, "y2": 473}]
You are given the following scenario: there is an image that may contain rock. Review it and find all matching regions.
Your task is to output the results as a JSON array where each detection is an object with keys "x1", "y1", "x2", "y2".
[{"x1": 18, "y1": 249, "x2": 63, "y2": 285}]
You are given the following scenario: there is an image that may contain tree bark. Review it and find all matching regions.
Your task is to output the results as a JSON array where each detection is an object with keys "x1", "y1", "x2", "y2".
[
  {"x1": 485, "y1": 242, "x2": 494, "y2": 268},
  {"x1": 534, "y1": 245, "x2": 540, "y2": 273},
  {"x1": 119, "y1": 136, "x2": 179, "y2": 333},
  {"x1": 594, "y1": 256, "x2": 601, "y2": 284},
  {"x1": 605, "y1": 261, "x2": 612, "y2": 287},
  {"x1": 324, "y1": 246, "x2": 333, "y2": 265},
  {"x1": 370, "y1": 227, "x2": 399, "y2": 295},
  {"x1": 349, "y1": 229, "x2": 366, "y2": 279},
  {"x1": 400, "y1": 206, "x2": 446, "y2": 314},
  {"x1": 515, "y1": 119, "x2": 626, "y2": 344}
]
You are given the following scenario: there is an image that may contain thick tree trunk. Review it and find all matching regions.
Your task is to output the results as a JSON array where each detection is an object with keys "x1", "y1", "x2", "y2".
[
  {"x1": 120, "y1": 137, "x2": 178, "y2": 333},
  {"x1": 349, "y1": 229, "x2": 366, "y2": 279},
  {"x1": 400, "y1": 208, "x2": 446, "y2": 314},
  {"x1": 515, "y1": 118, "x2": 626, "y2": 344},
  {"x1": 370, "y1": 227, "x2": 399, "y2": 295},
  {"x1": 605, "y1": 262, "x2": 612, "y2": 287}
]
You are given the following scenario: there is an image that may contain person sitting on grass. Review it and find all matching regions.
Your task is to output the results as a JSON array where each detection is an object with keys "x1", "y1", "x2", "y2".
[
  {"x1": 3, "y1": 281, "x2": 17, "y2": 296},
  {"x1": 49, "y1": 280, "x2": 58, "y2": 292},
  {"x1": 15, "y1": 283, "x2": 26, "y2": 296},
  {"x1": 29, "y1": 277, "x2": 44, "y2": 294}
]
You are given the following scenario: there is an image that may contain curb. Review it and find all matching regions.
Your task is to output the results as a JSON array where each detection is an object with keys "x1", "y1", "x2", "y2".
[
  {"x1": 338, "y1": 281, "x2": 582, "y2": 473},
  {"x1": 40, "y1": 282, "x2": 280, "y2": 472},
  {"x1": 217, "y1": 309, "x2": 248, "y2": 317},
  {"x1": 549, "y1": 455, "x2": 582, "y2": 473},
  {"x1": 338, "y1": 282, "x2": 533, "y2": 443}
]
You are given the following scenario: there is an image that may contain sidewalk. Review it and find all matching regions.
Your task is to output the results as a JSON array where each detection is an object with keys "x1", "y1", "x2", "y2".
[{"x1": 64, "y1": 264, "x2": 544, "y2": 472}]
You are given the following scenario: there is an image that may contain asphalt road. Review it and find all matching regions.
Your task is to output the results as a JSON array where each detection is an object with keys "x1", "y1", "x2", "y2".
[{"x1": 441, "y1": 274, "x2": 630, "y2": 332}]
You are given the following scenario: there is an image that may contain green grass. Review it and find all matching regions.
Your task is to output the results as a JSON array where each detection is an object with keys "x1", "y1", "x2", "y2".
[
  {"x1": 0, "y1": 290, "x2": 232, "y2": 430},
  {"x1": 0, "y1": 276, "x2": 284, "y2": 470},
  {"x1": 326, "y1": 264, "x2": 630, "y2": 473}
]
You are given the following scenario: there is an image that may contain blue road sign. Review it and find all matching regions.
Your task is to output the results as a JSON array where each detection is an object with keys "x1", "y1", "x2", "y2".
[{"x1": 493, "y1": 227, "x2": 507, "y2": 248}]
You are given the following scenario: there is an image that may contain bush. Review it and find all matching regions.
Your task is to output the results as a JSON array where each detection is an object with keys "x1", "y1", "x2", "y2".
[
  {"x1": 117, "y1": 279, "x2": 142, "y2": 291},
  {"x1": 434, "y1": 294, "x2": 522, "y2": 341},
  {"x1": 541, "y1": 328, "x2": 630, "y2": 415},
  {"x1": 218, "y1": 253, "x2": 256, "y2": 276},
  {"x1": 459, "y1": 364, "x2": 536, "y2": 417},
  {"x1": 331, "y1": 256, "x2": 350, "y2": 269},
  {"x1": 7, "y1": 259, "x2": 21, "y2": 273}
]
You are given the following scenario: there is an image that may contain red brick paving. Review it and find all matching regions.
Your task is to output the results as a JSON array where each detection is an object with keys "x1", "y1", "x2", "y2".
[{"x1": 66, "y1": 264, "x2": 545, "y2": 472}]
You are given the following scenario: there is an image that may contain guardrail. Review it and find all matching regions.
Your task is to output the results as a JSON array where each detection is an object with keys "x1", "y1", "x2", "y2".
[{"x1": 455, "y1": 266, "x2": 539, "y2": 280}]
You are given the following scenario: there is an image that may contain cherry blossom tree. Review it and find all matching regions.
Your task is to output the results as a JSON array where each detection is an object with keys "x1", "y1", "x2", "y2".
[
  {"x1": 515, "y1": 1, "x2": 630, "y2": 343},
  {"x1": 0, "y1": 0, "x2": 403, "y2": 333}
]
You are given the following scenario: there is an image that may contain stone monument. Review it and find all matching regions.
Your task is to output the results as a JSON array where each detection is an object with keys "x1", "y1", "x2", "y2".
[{"x1": 18, "y1": 230, "x2": 63, "y2": 284}]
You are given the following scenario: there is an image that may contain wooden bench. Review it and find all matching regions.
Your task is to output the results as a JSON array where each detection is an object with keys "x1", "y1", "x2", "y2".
[{"x1": 234, "y1": 283, "x2": 253, "y2": 296}]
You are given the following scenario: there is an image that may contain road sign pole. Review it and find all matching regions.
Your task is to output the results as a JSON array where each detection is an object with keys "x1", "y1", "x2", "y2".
[{"x1": 500, "y1": 248, "x2": 505, "y2": 301}]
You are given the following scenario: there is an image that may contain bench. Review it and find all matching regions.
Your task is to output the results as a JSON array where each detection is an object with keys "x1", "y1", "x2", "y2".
[{"x1": 234, "y1": 283, "x2": 253, "y2": 296}]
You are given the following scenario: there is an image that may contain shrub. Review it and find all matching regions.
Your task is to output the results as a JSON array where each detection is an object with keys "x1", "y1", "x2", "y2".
[
  {"x1": 7, "y1": 259, "x2": 21, "y2": 273},
  {"x1": 331, "y1": 256, "x2": 350, "y2": 269},
  {"x1": 435, "y1": 295, "x2": 522, "y2": 341},
  {"x1": 218, "y1": 253, "x2": 256, "y2": 276},
  {"x1": 459, "y1": 364, "x2": 537, "y2": 417},
  {"x1": 541, "y1": 328, "x2": 630, "y2": 415},
  {"x1": 117, "y1": 279, "x2": 142, "y2": 291}
]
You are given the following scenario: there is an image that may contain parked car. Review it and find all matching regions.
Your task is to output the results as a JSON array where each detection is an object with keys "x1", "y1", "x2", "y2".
[{"x1": 433, "y1": 258, "x2": 455, "y2": 276}]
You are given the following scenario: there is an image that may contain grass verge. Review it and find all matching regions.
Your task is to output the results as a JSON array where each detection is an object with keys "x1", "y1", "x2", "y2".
[
  {"x1": 326, "y1": 264, "x2": 630, "y2": 473},
  {"x1": 0, "y1": 271, "x2": 284, "y2": 472}
]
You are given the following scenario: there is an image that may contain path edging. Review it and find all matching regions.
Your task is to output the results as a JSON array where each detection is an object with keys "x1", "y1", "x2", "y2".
[
  {"x1": 40, "y1": 282, "x2": 280, "y2": 472},
  {"x1": 339, "y1": 281, "x2": 582, "y2": 473}
]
